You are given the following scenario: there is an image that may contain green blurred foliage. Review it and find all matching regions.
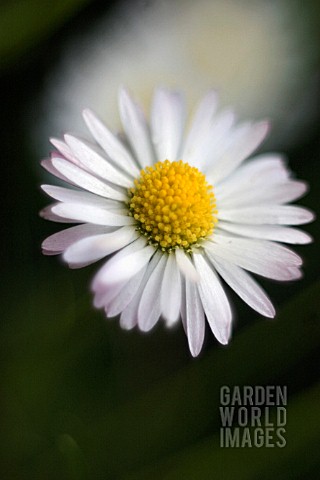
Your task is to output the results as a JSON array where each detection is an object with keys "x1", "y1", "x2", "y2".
[
  {"x1": 124, "y1": 382, "x2": 320, "y2": 480},
  {"x1": 0, "y1": 0, "x2": 91, "y2": 71},
  {"x1": 0, "y1": 1, "x2": 319, "y2": 479}
]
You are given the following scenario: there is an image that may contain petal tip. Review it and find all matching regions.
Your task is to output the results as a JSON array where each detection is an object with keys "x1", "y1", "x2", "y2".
[
  {"x1": 118, "y1": 85, "x2": 130, "y2": 101},
  {"x1": 190, "y1": 349, "x2": 201, "y2": 358},
  {"x1": 217, "y1": 330, "x2": 231, "y2": 346},
  {"x1": 82, "y1": 107, "x2": 92, "y2": 118},
  {"x1": 265, "y1": 306, "x2": 276, "y2": 319},
  {"x1": 49, "y1": 137, "x2": 61, "y2": 147}
]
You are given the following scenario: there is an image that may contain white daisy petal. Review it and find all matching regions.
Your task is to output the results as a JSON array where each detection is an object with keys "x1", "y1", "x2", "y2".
[
  {"x1": 215, "y1": 154, "x2": 290, "y2": 197},
  {"x1": 64, "y1": 134, "x2": 133, "y2": 188},
  {"x1": 175, "y1": 248, "x2": 200, "y2": 282},
  {"x1": 120, "y1": 253, "x2": 161, "y2": 330},
  {"x1": 160, "y1": 253, "x2": 181, "y2": 326},
  {"x1": 63, "y1": 226, "x2": 138, "y2": 268},
  {"x1": 287, "y1": 267, "x2": 303, "y2": 280},
  {"x1": 180, "y1": 276, "x2": 187, "y2": 336},
  {"x1": 119, "y1": 305, "x2": 138, "y2": 330},
  {"x1": 52, "y1": 203, "x2": 134, "y2": 226},
  {"x1": 118, "y1": 87, "x2": 155, "y2": 168},
  {"x1": 206, "y1": 235, "x2": 302, "y2": 281},
  {"x1": 95, "y1": 259, "x2": 146, "y2": 311},
  {"x1": 209, "y1": 255, "x2": 275, "y2": 318},
  {"x1": 41, "y1": 184, "x2": 120, "y2": 209},
  {"x1": 41, "y1": 158, "x2": 72, "y2": 184},
  {"x1": 213, "y1": 233, "x2": 302, "y2": 265},
  {"x1": 42, "y1": 224, "x2": 112, "y2": 254},
  {"x1": 93, "y1": 280, "x2": 126, "y2": 310},
  {"x1": 184, "y1": 108, "x2": 235, "y2": 169},
  {"x1": 208, "y1": 120, "x2": 270, "y2": 183},
  {"x1": 182, "y1": 90, "x2": 218, "y2": 159},
  {"x1": 82, "y1": 108, "x2": 140, "y2": 177},
  {"x1": 107, "y1": 267, "x2": 146, "y2": 318},
  {"x1": 185, "y1": 278, "x2": 205, "y2": 357},
  {"x1": 93, "y1": 238, "x2": 154, "y2": 287},
  {"x1": 193, "y1": 253, "x2": 232, "y2": 345},
  {"x1": 198, "y1": 109, "x2": 236, "y2": 168},
  {"x1": 50, "y1": 138, "x2": 79, "y2": 164},
  {"x1": 138, "y1": 252, "x2": 166, "y2": 332},
  {"x1": 51, "y1": 157, "x2": 127, "y2": 201},
  {"x1": 217, "y1": 222, "x2": 313, "y2": 244},
  {"x1": 218, "y1": 180, "x2": 308, "y2": 208},
  {"x1": 218, "y1": 204, "x2": 315, "y2": 225},
  {"x1": 40, "y1": 204, "x2": 78, "y2": 223},
  {"x1": 92, "y1": 237, "x2": 146, "y2": 290},
  {"x1": 93, "y1": 257, "x2": 145, "y2": 309},
  {"x1": 151, "y1": 88, "x2": 185, "y2": 161}
]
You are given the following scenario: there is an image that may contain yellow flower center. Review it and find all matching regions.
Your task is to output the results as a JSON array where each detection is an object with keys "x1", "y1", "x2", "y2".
[{"x1": 128, "y1": 160, "x2": 217, "y2": 251}]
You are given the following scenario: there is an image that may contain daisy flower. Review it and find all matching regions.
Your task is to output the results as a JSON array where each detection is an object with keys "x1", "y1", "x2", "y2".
[{"x1": 41, "y1": 88, "x2": 314, "y2": 356}]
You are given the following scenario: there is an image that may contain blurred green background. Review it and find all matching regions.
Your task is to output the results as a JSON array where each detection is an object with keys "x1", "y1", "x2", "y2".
[{"x1": 0, "y1": 1, "x2": 319, "y2": 479}]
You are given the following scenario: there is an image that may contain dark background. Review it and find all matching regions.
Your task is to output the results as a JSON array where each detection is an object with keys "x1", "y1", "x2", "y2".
[{"x1": 0, "y1": 1, "x2": 319, "y2": 479}]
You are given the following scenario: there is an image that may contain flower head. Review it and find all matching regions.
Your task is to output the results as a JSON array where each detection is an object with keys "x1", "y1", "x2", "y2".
[{"x1": 41, "y1": 88, "x2": 314, "y2": 356}]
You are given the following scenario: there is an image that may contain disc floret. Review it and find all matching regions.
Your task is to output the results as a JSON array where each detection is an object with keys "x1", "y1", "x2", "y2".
[{"x1": 129, "y1": 160, "x2": 217, "y2": 251}]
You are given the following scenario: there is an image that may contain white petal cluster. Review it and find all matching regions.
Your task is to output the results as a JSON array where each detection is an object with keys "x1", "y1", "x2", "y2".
[{"x1": 41, "y1": 88, "x2": 314, "y2": 356}]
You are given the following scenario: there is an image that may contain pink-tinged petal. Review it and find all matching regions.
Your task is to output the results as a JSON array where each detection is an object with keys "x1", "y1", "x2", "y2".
[
  {"x1": 63, "y1": 226, "x2": 138, "y2": 268},
  {"x1": 217, "y1": 222, "x2": 313, "y2": 244},
  {"x1": 205, "y1": 234, "x2": 302, "y2": 281},
  {"x1": 151, "y1": 88, "x2": 186, "y2": 161},
  {"x1": 64, "y1": 134, "x2": 133, "y2": 188},
  {"x1": 218, "y1": 205, "x2": 315, "y2": 225},
  {"x1": 40, "y1": 204, "x2": 78, "y2": 223},
  {"x1": 41, "y1": 184, "x2": 119, "y2": 209},
  {"x1": 185, "y1": 278, "x2": 205, "y2": 357},
  {"x1": 118, "y1": 87, "x2": 155, "y2": 168},
  {"x1": 193, "y1": 253, "x2": 232, "y2": 345},
  {"x1": 82, "y1": 109, "x2": 140, "y2": 177},
  {"x1": 213, "y1": 233, "x2": 302, "y2": 265},
  {"x1": 50, "y1": 138, "x2": 79, "y2": 164},
  {"x1": 210, "y1": 256, "x2": 275, "y2": 318},
  {"x1": 287, "y1": 267, "x2": 303, "y2": 280},
  {"x1": 93, "y1": 280, "x2": 125, "y2": 310},
  {"x1": 52, "y1": 203, "x2": 134, "y2": 226},
  {"x1": 160, "y1": 253, "x2": 181, "y2": 326},
  {"x1": 42, "y1": 224, "x2": 113, "y2": 254},
  {"x1": 51, "y1": 157, "x2": 127, "y2": 201},
  {"x1": 41, "y1": 158, "x2": 72, "y2": 184}
]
